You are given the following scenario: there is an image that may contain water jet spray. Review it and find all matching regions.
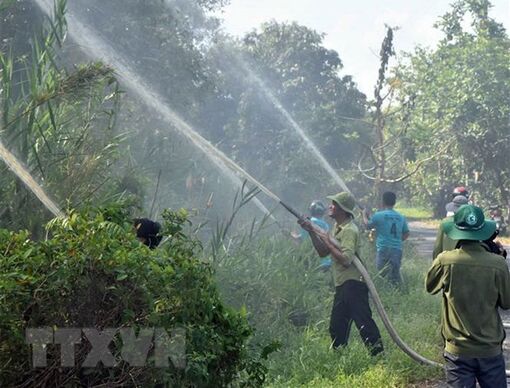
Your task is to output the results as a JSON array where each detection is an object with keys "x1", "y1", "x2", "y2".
[
  {"x1": 33, "y1": 0, "x2": 276, "y2": 222},
  {"x1": 0, "y1": 140, "x2": 63, "y2": 218},
  {"x1": 237, "y1": 58, "x2": 356, "y2": 196}
]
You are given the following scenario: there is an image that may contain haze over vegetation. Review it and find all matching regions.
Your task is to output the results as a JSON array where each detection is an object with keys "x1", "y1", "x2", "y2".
[
  {"x1": 0, "y1": 0, "x2": 509, "y2": 386},
  {"x1": 1, "y1": 0, "x2": 509, "y2": 228}
]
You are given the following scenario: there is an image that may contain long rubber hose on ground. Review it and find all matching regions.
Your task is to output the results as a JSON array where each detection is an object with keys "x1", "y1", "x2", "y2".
[
  {"x1": 351, "y1": 255, "x2": 441, "y2": 367},
  {"x1": 281, "y1": 201, "x2": 510, "y2": 375}
]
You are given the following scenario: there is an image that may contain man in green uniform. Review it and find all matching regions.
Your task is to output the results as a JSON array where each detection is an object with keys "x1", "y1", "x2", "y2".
[
  {"x1": 426, "y1": 204, "x2": 510, "y2": 387},
  {"x1": 299, "y1": 192, "x2": 383, "y2": 355}
]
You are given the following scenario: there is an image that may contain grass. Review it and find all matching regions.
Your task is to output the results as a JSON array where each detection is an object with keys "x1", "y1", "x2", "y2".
[
  {"x1": 212, "y1": 231, "x2": 445, "y2": 387},
  {"x1": 416, "y1": 219, "x2": 441, "y2": 228},
  {"x1": 394, "y1": 204, "x2": 434, "y2": 220}
]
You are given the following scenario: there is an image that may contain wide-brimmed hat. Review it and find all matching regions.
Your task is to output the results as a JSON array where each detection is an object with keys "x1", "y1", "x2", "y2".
[
  {"x1": 443, "y1": 204, "x2": 496, "y2": 241},
  {"x1": 326, "y1": 192, "x2": 356, "y2": 216}
]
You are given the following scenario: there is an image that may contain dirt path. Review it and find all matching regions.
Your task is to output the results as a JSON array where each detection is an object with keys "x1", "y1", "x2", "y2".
[
  {"x1": 408, "y1": 221, "x2": 510, "y2": 386},
  {"x1": 408, "y1": 221, "x2": 438, "y2": 260}
]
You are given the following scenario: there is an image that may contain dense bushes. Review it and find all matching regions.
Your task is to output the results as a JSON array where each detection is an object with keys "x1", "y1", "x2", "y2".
[{"x1": 0, "y1": 206, "x2": 265, "y2": 387}]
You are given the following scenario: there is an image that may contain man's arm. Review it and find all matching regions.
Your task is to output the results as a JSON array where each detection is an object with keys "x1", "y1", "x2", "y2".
[
  {"x1": 298, "y1": 219, "x2": 330, "y2": 257},
  {"x1": 432, "y1": 224, "x2": 445, "y2": 260},
  {"x1": 402, "y1": 216, "x2": 410, "y2": 241},
  {"x1": 425, "y1": 257, "x2": 444, "y2": 294},
  {"x1": 497, "y1": 266, "x2": 510, "y2": 310},
  {"x1": 298, "y1": 219, "x2": 353, "y2": 266},
  {"x1": 365, "y1": 211, "x2": 377, "y2": 230},
  {"x1": 308, "y1": 231, "x2": 331, "y2": 257},
  {"x1": 322, "y1": 235, "x2": 353, "y2": 267}
]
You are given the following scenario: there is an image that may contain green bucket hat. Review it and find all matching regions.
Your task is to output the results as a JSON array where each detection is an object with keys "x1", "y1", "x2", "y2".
[
  {"x1": 442, "y1": 204, "x2": 496, "y2": 241},
  {"x1": 326, "y1": 192, "x2": 356, "y2": 216}
]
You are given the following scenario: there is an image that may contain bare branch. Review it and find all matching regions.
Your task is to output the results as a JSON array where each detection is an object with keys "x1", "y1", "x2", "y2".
[
  {"x1": 379, "y1": 140, "x2": 453, "y2": 183},
  {"x1": 357, "y1": 143, "x2": 379, "y2": 173},
  {"x1": 336, "y1": 114, "x2": 376, "y2": 127},
  {"x1": 372, "y1": 125, "x2": 406, "y2": 152}
]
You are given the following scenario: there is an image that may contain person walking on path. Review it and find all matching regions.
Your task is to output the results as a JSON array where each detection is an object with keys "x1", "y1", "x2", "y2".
[
  {"x1": 299, "y1": 192, "x2": 383, "y2": 355},
  {"x1": 426, "y1": 205, "x2": 510, "y2": 388},
  {"x1": 444, "y1": 186, "x2": 470, "y2": 217},
  {"x1": 362, "y1": 191, "x2": 409, "y2": 285}
]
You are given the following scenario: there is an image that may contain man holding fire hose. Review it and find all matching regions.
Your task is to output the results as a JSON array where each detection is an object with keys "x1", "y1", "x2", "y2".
[{"x1": 299, "y1": 192, "x2": 384, "y2": 356}]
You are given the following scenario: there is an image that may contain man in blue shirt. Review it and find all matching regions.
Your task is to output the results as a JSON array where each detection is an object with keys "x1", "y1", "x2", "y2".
[{"x1": 362, "y1": 192, "x2": 409, "y2": 285}]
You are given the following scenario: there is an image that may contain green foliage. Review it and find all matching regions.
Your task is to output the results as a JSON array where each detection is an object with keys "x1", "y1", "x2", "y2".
[
  {"x1": 0, "y1": 0, "x2": 16, "y2": 13},
  {"x1": 67, "y1": 0, "x2": 236, "y2": 218},
  {"x1": 210, "y1": 182, "x2": 264, "y2": 261},
  {"x1": 0, "y1": 205, "x2": 265, "y2": 387},
  {"x1": 160, "y1": 207, "x2": 203, "y2": 259},
  {"x1": 394, "y1": 205, "x2": 434, "y2": 220},
  {"x1": 395, "y1": 0, "x2": 510, "y2": 214}
]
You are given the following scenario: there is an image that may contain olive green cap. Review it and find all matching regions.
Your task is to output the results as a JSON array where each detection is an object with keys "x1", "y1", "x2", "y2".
[
  {"x1": 442, "y1": 204, "x2": 496, "y2": 241},
  {"x1": 326, "y1": 192, "x2": 356, "y2": 216}
]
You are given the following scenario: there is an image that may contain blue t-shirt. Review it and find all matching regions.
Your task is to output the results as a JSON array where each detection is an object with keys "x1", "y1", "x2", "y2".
[
  {"x1": 300, "y1": 217, "x2": 332, "y2": 268},
  {"x1": 367, "y1": 209, "x2": 409, "y2": 251}
]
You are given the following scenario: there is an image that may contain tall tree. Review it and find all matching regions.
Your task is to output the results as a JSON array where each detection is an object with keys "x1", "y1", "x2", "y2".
[
  {"x1": 357, "y1": 27, "x2": 450, "y2": 203},
  {"x1": 395, "y1": 0, "x2": 510, "y2": 215},
  {"x1": 51, "y1": 0, "x2": 238, "y2": 217}
]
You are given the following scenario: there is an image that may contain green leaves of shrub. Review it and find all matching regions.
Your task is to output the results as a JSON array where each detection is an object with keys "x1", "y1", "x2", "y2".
[{"x1": 0, "y1": 204, "x2": 263, "y2": 387}]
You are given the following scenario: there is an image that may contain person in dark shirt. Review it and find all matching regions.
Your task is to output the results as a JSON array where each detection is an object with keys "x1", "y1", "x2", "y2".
[{"x1": 133, "y1": 218, "x2": 162, "y2": 249}]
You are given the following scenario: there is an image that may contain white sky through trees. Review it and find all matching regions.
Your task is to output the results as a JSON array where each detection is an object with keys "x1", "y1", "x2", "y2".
[{"x1": 216, "y1": 0, "x2": 510, "y2": 96}]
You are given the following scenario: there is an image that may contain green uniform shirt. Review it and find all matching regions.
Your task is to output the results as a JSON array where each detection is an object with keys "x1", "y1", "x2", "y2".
[
  {"x1": 432, "y1": 217, "x2": 458, "y2": 260},
  {"x1": 331, "y1": 219, "x2": 363, "y2": 287},
  {"x1": 426, "y1": 242, "x2": 510, "y2": 357}
]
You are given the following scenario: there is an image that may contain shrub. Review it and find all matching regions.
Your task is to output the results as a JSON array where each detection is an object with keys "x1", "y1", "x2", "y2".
[{"x1": 0, "y1": 205, "x2": 264, "y2": 387}]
